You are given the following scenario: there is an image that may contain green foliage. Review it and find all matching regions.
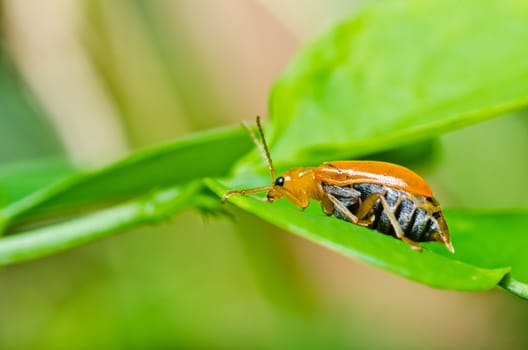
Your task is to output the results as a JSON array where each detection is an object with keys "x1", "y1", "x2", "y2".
[
  {"x1": 213, "y1": 173, "x2": 528, "y2": 295},
  {"x1": 264, "y1": 0, "x2": 528, "y2": 168},
  {"x1": 0, "y1": 184, "x2": 201, "y2": 265},
  {"x1": 208, "y1": 177, "x2": 512, "y2": 291},
  {"x1": 0, "y1": 125, "x2": 251, "y2": 230},
  {"x1": 0, "y1": 158, "x2": 74, "y2": 205},
  {"x1": 1, "y1": 0, "x2": 527, "y2": 301},
  {"x1": 444, "y1": 210, "x2": 528, "y2": 294}
]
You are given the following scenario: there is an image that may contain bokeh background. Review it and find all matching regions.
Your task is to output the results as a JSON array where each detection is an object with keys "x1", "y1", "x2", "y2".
[{"x1": 1, "y1": 1, "x2": 527, "y2": 349}]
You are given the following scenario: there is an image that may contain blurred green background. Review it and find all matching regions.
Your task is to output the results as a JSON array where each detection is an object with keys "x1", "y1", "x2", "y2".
[{"x1": 0, "y1": 1, "x2": 527, "y2": 349}]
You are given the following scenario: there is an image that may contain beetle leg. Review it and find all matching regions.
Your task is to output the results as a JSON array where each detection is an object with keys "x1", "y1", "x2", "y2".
[
  {"x1": 375, "y1": 192, "x2": 422, "y2": 251},
  {"x1": 276, "y1": 187, "x2": 310, "y2": 209},
  {"x1": 408, "y1": 194, "x2": 441, "y2": 214},
  {"x1": 320, "y1": 194, "x2": 335, "y2": 216},
  {"x1": 320, "y1": 183, "x2": 361, "y2": 217},
  {"x1": 325, "y1": 193, "x2": 371, "y2": 226},
  {"x1": 222, "y1": 186, "x2": 273, "y2": 203},
  {"x1": 355, "y1": 194, "x2": 380, "y2": 225}
]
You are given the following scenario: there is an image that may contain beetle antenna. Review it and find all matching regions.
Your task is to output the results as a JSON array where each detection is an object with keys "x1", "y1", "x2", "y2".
[
  {"x1": 256, "y1": 116, "x2": 276, "y2": 180},
  {"x1": 242, "y1": 116, "x2": 276, "y2": 180}
]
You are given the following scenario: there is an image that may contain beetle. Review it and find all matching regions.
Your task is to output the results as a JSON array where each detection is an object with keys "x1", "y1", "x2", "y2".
[{"x1": 222, "y1": 116, "x2": 454, "y2": 253}]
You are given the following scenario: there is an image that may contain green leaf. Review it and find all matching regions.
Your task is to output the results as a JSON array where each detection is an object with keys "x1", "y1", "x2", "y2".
[
  {"x1": 208, "y1": 177, "x2": 527, "y2": 294},
  {"x1": 0, "y1": 158, "x2": 75, "y2": 205},
  {"x1": 221, "y1": 0, "x2": 528, "y2": 297},
  {"x1": 264, "y1": 0, "x2": 528, "y2": 167},
  {"x1": 1, "y1": 0, "x2": 526, "y2": 300},
  {"x1": 0, "y1": 125, "x2": 251, "y2": 232},
  {"x1": 0, "y1": 183, "x2": 202, "y2": 266},
  {"x1": 431, "y1": 210, "x2": 528, "y2": 298}
]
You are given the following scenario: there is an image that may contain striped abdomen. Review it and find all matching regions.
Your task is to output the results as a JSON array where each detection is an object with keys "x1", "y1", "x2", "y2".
[{"x1": 322, "y1": 183, "x2": 447, "y2": 242}]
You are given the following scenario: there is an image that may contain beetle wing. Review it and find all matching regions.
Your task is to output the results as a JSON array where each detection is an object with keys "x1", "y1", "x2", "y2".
[{"x1": 315, "y1": 161, "x2": 433, "y2": 198}]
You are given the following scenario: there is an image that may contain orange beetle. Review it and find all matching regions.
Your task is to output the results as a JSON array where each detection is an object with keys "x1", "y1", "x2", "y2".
[{"x1": 223, "y1": 117, "x2": 454, "y2": 253}]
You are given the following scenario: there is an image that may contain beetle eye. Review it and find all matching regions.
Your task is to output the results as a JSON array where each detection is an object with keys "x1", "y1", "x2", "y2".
[{"x1": 274, "y1": 176, "x2": 285, "y2": 186}]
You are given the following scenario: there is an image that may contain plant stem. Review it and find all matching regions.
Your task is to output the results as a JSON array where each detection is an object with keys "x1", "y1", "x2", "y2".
[
  {"x1": 499, "y1": 274, "x2": 528, "y2": 300},
  {"x1": 0, "y1": 184, "x2": 199, "y2": 266}
]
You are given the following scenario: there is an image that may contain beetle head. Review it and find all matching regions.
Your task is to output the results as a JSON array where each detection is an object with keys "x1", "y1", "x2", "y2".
[
  {"x1": 222, "y1": 117, "x2": 315, "y2": 209},
  {"x1": 266, "y1": 168, "x2": 315, "y2": 208}
]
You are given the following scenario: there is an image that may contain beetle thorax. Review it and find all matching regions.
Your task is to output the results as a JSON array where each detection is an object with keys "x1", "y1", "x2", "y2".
[{"x1": 267, "y1": 167, "x2": 318, "y2": 208}]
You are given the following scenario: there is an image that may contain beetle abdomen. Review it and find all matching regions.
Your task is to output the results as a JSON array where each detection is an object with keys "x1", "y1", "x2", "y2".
[{"x1": 322, "y1": 183, "x2": 446, "y2": 242}]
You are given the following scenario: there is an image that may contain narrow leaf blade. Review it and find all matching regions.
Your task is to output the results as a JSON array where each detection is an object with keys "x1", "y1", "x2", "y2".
[
  {"x1": 0, "y1": 183, "x2": 201, "y2": 266},
  {"x1": 0, "y1": 125, "x2": 251, "y2": 231},
  {"x1": 208, "y1": 178, "x2": 511, "y2": 292}
]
